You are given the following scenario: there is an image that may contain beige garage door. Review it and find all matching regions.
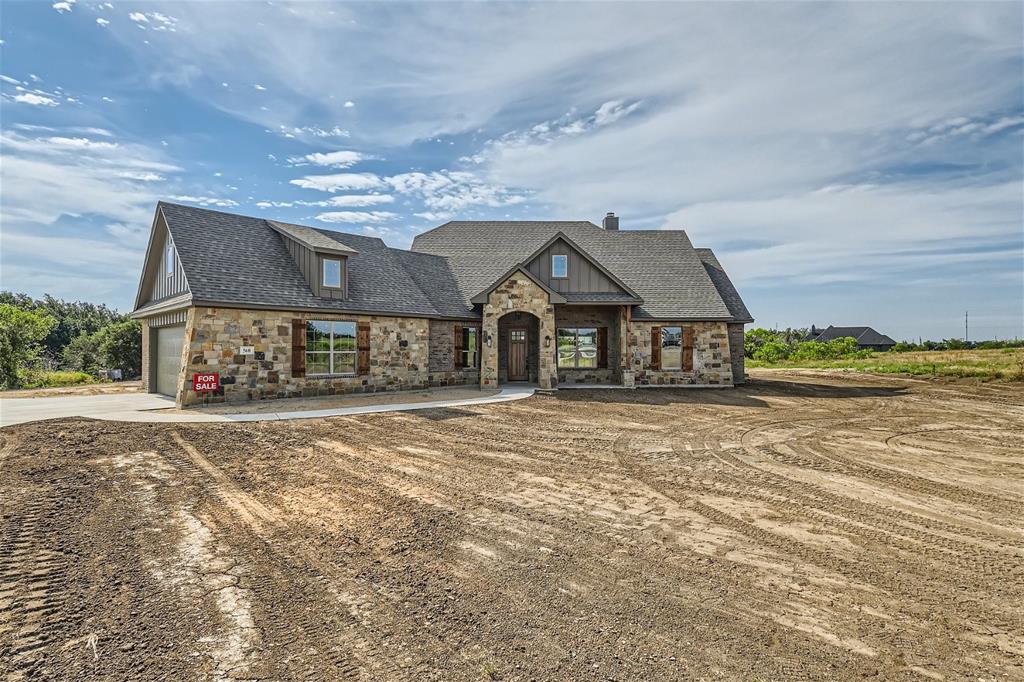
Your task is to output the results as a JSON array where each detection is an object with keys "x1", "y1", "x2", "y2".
[{"x1": 154, "y1": 325, "x2": 185, "y2": 397}]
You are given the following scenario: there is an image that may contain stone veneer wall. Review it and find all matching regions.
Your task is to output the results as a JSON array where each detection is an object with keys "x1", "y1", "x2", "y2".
[
  {"x1": 427, "y1": 319, "x2": 481, "y2": 387},
  {"x1": 482, "y1": 274, "x2": 556, "y2": 389},
  {"x1": 554, "y1": 305, "x2": 621, "y2": 384},
  {"x1": 177, "y1": 306, "x2": 435, "y2": 406},
  {"x1": 727, "y1": 323, "x2": 746, "y2": 384},
  {"x1": 627, "y1": 320, "x2": 734, "y2": 386}
]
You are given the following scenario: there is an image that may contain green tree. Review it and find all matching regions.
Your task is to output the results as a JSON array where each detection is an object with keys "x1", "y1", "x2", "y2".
[
  {"x1": 97, "y1": 320, "x2": 143, "y2": 377},
  {"x1": 0, "y1": 291, "x2": 125, "y2": 361},
  {"x1": 0, "y1": 304, "x2": 57, "y2": 389},
  {"x1": 62, "y1": 332, "x2": 104, "y2": 372}
]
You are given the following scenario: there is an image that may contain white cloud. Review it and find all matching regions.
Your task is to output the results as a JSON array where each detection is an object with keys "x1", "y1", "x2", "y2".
[
  {"x1": 0, "y1": 75, "x2": 22, "y2": 85},
  {"x1": 274, "y1": 124, "x2": 350, "y2": 139},
  {"x1": 128, "y1": 11, "x2": 177, "y2": 31},
  {"x1": 289, "y1": 172, "x2": 384, "y2": 192},
  {"x1": 287, "y1": 150, "x2": 368, "y2": 168},
  {"x1": 343, "y1": 100, "x2": 355, "y2": 108},
  {"x1": 168, "y1": 195, "x2": 239, "y2": 208},
  {"x1": 101, "y1": 96, "x2": 114, "y2": 102},
  {"x1": 96, "y1": 17, "x2": 110, "y2": 26},
  {"x1": 118, "y1": 171, "x2": 164, "y2": 182},
  {"x1": 128, "y1": 11, "x2": 147, "y2": 22},
  {"x1": 312, "y1": 194, "x2": 393, "y2": 207},
  {"x1": 0, "y1": 129, "x2": 179, "y2": 229},
  {"x1": 11, "y1": 93, "x2": 58, "y2": 106},
  {"x1": 254, "y1": 84, "x2": 266, "y2": 91},
  {"x1": 315, "y1": 211, "x2": 397, "y2": 224},
  {"x1": 52, "y1": 0, "x2": 74, "y2": 13},
  {"x1": 385, "y1": 170, "x2": 527, "y2": 216}
]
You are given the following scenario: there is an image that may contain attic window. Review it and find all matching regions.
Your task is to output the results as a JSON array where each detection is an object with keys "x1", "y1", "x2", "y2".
[
  {"x1": 551, "y1": 254, "x2": 568, "y2": 278},
  {"x1": 322, "y1": 258, "x2": 342, "y2": 288},
  {"x1": 165, "y1": 244, "x2": 174, "y2": 278}
]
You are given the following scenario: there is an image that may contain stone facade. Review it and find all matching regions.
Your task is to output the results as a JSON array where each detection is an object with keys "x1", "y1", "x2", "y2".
[
  {"x1": 176, "y1": 306, "x2": 434, "y2": 407},
  {"x1": 727, "y1": 323, "x2": 746, "y2": 384},
  {"x1": 628, "y1": 320, "x2": 734, "y2": 386},
  {"x1": 140, "y1": 322, "x2": 151, "y2": 392},
  {"x1": 427, "y1": 319, "x2": 481, "y2": 387},
  {"x1": 554, "y1": 306, "x2": 621, "y2": 384},
  {"x1": 482, "y1": 273, "x2": 557, "y2": 389}
]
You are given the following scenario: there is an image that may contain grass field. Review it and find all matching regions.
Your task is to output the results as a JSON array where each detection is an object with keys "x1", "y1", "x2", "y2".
[{"x1": 749, "y1": 347, "x2": 1024, "y2": 381}]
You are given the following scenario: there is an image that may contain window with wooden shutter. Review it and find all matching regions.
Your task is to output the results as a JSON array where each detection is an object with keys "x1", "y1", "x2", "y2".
[
  {"x1": 650, "y1": 326, "x2": 661, "y2": 370},
  {"x1": 291, "y1": 318, "x2": 306, "y2": 377},
  {"x1": 357, "y1": 322, "x2": 370, "y2": 375},
  {"x1": 597, "y1": 327, "x2": 608, "y2": 368},
  {"x1": 454, "y1": 324, "x2": 463, "y2": 369},
  {"x1": 683, "y1": 327, "x2": 695, "y2": 371}
]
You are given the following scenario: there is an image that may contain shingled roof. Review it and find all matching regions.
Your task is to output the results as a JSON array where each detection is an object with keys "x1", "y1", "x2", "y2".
[
  {"x1": 412, "y1": 221, "x2": 748, "y2": 320},
  {"x1": 146, "y1": 202, "x2": 475, "y2": 318},
  {"x1": 138, "y1": 203, "x2": 751, "y2": 323},
  {"x1": 807, "y1": 326, "x2": 896, "y2": 345}
]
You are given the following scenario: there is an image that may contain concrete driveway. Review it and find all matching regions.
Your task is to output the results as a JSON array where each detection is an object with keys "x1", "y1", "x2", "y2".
[
  {"x1": 0, "y1": 386, "x2": 536, "y2": 427},
  {"x1": 0, "y1": 393, "x2": 177, "y2": 427}
]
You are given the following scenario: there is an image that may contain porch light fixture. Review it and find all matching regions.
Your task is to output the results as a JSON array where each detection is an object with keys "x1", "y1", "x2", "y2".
[
  {"x1": 545, "y1": 334, "x2": 551, "y2": 349},
  {"x1": 486, "y1": 332, "x2": 493, "y2": 348}
]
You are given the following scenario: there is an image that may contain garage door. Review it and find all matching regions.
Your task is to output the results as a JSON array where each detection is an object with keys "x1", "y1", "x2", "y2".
[{"x1": 154, "y1": 325, "x2": 185, "y2": 397}]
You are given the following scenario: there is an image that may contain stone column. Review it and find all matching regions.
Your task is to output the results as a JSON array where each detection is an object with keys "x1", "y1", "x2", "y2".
[
  {"x1": 481, "y1": 306, "x2": 500, "y2": 388},
  {"x1": 619, "y1": 305, "x2": 635, "y2": 388}
]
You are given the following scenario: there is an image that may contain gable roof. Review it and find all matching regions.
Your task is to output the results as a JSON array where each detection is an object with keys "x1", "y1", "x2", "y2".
[
  {"x1": 267, "y1": 219, "x2": 357, "y2": 255},
  {"x1": 412, "y1": 221, "x2": 747, "y2": 320},
  {"x1": 810, "y1": 326, "x2": 896, "y2": 345},
  {"x1": 135, "y1": 203, "x2": 752, "y2": 324},
  {"x1": 470, "y1": 265, "x2": 568, "y2": 305},
  {"x1": 140, "y1": 202, "x2": 475, "y2": 319},
  {"x1": 520, "y1": 231, "x2": 642, "y2": 301}
]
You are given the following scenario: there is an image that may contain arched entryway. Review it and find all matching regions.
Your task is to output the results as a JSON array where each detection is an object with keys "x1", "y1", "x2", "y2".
[{"x1": 497, "y1": 311, "x2": 539, "y2": 383}]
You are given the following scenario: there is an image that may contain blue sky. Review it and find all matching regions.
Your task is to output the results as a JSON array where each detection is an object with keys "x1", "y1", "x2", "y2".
[{"x1": 1, "y1": 1, "x2": 1021, "y2": 341}]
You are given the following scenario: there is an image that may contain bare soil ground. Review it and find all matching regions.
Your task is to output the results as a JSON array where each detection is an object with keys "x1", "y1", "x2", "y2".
[
  {"x1": 167, "y1": 385, "x2": 500, "y2": 414},
  {"x1": 1, "y1": 371, "x2": 1021, "y2": 680}
]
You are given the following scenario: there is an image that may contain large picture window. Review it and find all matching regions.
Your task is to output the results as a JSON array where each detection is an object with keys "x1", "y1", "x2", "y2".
[
  {"x1": 557, "y1": 327, "x2": 598, "y2": 368},
  {"x1": 661, "y1": 326, "x2": 683, "y2": 370},
  {"x1": 306, "y1": 320, "x2": 356, "y2": 375},
  {"x1": 462, "y1": 326, "x2": 479, "y2": 368}
]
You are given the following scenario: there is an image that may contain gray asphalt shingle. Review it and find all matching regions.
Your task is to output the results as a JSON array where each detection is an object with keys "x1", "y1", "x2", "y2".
[{"x1": 152, "y1": 203, "x2": 751, "y2": 323}]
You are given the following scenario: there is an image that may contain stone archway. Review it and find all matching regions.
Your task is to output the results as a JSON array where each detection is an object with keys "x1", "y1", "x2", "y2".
[{"x1": 481, "y1": 272, "x2": 557, "y2": 389}]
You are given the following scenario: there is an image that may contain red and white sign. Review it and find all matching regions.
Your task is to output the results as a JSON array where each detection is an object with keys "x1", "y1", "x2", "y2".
[{"x1": 193, "y1": 372, "x2": 220, "y2": 393}]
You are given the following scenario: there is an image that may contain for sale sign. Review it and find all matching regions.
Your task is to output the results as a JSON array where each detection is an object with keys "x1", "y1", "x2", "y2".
[{"x1": 193, "y1": 372, "x2": 220, "y2": 393}]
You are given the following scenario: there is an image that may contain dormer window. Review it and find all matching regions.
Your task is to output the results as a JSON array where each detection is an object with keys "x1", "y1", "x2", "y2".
[
  {"x1": 322, "y1": 258, "x2": 342, "y2": 288},
  {"x1": 165, "y1": 244, "x2": 174, "y2": 278},
  {"x1": 551, "y1": 254, "x2": 568, "y2": 279}
]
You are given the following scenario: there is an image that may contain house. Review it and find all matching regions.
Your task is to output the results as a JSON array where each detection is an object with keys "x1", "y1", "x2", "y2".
[
  {"x1": 805, "y1": 325, "x2": 896, "y2": 352},
  {"x1": 130, "y1": 203, "x2": 753, "y2": 407}
]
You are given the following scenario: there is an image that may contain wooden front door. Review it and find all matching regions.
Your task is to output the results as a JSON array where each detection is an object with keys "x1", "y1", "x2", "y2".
[{"x1": 508, "y1": 329, "x2": 528, "y2": 381}]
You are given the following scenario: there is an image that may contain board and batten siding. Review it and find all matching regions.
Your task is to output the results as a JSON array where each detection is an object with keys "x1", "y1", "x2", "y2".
[
  {"x1": 281, "y1": 234, "x2": 348, "y2": 299},
  {"x1": 139, "y1": 213, "x2": 189, "y2": 306},
  {"x1": 524, "y1": 238, "x2": 623, "y2": 294}
]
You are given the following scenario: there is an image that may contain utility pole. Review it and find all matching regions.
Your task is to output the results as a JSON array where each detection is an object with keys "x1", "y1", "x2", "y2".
[{"x1": 965, "y1": 311, "x2": 968, "y2": 341}]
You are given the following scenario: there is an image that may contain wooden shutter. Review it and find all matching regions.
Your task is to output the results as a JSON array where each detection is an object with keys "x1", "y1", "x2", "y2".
[
  {"x1": 597, "y1": 327, "x2": 608, "y2": 369},
  {"x1": 357, "y1": 322, "x2": 371, "y2": 375},
  {"x1": 650, "y1": 326, "x2": 661, "y2": 370},
  {"x1": 683, "y1": 327, "x2": 695, "y2": 371},
  {"x1": 454, "y1": 324, "x2": 463, "y2": 369},
  {"x1": 291, "y1": 319, "x2": 306, "y2": 378}
]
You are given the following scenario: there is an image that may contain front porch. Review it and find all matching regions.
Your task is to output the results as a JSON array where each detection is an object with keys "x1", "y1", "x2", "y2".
[{"x1": 479, "y1": 270, "x2": 632, "y2": 390}]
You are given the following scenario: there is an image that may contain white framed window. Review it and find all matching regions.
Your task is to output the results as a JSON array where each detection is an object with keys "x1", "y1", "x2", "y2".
[
  {"x1": 551, "y1": 254, "x2": 568, "y2": 278},
  {"x1": 165, "y1": 244, "x2": 175, "y2": 277},
  {"x1": 661, "y1": 326, "x2": 683, "y2": 370},
  {"x1": 322, "y1": 258, "x2": 342, "y2": 288},
  {"x1": 557, "y1": 327, "x2": 598, "y2": 368},
  {"x1": 306, "y1": 320, "x2": 356, "y2": 375}
]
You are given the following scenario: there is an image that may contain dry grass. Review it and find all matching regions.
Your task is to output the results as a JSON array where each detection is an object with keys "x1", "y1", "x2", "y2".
[{"x1": 749, "y1": 348, "x2": 1024, "y2": 381}]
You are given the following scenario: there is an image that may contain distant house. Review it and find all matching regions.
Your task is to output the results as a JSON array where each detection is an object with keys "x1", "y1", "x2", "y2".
[{"x1": 805, "y1": 325, "x2": 896, "y2": 352}]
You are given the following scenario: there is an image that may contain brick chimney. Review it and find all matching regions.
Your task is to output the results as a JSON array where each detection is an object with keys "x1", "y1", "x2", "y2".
[{"x1": 602, "y1": 212, "x2": 619, "y2": 230}]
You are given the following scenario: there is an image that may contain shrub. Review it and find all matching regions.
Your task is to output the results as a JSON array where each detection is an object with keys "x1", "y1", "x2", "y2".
[
  {"x1": 0, "y1": 304, "x2": 57, "y2": 389},
  {"x1": 19, "y1": 370, "x2": 97, "y2": 389},
  {"x1": 753, "y1": 340, "x2": 792, "y2": 363},
  {"x1": 62, "y1": 332, "x2": 104, "y2": 372}
]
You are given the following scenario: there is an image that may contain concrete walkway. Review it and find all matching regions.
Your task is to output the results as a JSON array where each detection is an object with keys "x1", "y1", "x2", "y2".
[{"x1": 0, "y1": 386, "x2": 535, "y2": 427}]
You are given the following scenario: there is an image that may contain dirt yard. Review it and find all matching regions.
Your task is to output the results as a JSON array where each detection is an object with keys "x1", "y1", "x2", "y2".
[{"x1": 1, "y1": 371, "x2": 1021, "y2": 680}]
